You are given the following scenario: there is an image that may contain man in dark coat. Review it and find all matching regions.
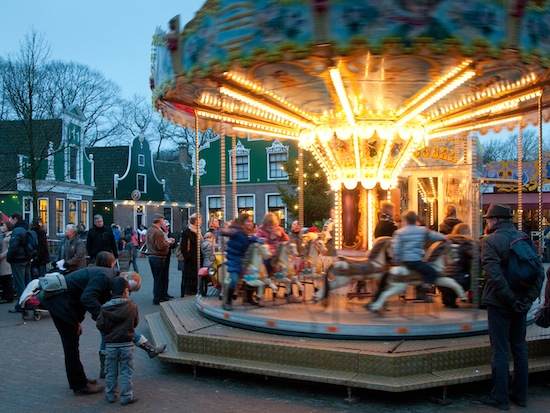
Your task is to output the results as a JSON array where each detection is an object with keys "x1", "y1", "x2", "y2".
[
  {"x1": 30, "y1": 218, "x2": 50, "y2": 278},
  {"x1": 86, "y1": 214, "x2": 118, "y2": 263},
  {"x1": 480, "y1": 204, "x2": 544, "y2": 410},
  {"x1": 6, "y1": 212, "x2": 33, "y2": 313}
]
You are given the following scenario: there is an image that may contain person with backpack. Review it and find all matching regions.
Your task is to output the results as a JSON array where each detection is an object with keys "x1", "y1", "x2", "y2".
[
  {"x1": 6, "y1": 212, "x2": 37, "y2": 313},
  {"x1": 480, "y1": 204, "x2": 545, "y2": 410}
]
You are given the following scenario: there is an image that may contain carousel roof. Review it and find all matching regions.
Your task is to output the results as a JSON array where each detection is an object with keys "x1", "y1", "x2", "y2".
[{"x1": 151, "y1": 0, "x2": 550, "y2": 190}]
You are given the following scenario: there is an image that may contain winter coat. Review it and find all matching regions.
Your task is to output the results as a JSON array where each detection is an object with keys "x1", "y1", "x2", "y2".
[
  {"x1": 31, "y1": 227, "x2": 50, "y2": 266},
  {"x1": 96, "y1": 297, "x2": 139, "y2": 345},
  {"x1": 255, "y1": 225, "x2": 288, "y2": 255},
  {"x1": 444, "y1": 233, "x2": 474, "y2": 290},
  {"x1": 481, "y1": 220, "x2": 544, "y2": 310},
  {"x1": 86, "y1": 225, "x2": 118, "y2": 259},
  {"x1": 392, "y1": 224, "x2": 446, "y2": 263},
  {"x1": 222, "y1": 225, "x2": 258, "y2": 274},
  {"x1": 7, "y1": 220, "x2": 31, "y2": 264},
  {"x1": 0, "y1": 231, "x2": 12, "y2": 275},
  {"x1": 58, "y1": 235, "x2": 87, "y2": 272},
  {"x1": 180, "y1": 227, "x2": 201, "y2": 278},
  {"x1": 439, "y1": 217, "x2": 462, "y2": 235},
  {"x1": 145, "y1": 225, "x2": 169, "y2": 257},
  {"x1": 374, "y1": 215, "x2": 398, "y2": 238}
]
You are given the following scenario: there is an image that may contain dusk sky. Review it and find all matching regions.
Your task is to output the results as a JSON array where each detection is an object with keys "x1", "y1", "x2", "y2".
[{"x1": 1, "y1": 0, "x2": 205, "y2": 100}]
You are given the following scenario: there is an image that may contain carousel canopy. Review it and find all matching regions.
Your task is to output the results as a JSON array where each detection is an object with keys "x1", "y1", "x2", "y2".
[{"x1": 152, "y1": 0, "x2": 550, "y2": 190}]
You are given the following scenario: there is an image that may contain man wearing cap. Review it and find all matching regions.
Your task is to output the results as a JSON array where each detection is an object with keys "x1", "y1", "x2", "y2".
[{"x1": 480, "y1": 204, "x2": 544, "y2": 410}]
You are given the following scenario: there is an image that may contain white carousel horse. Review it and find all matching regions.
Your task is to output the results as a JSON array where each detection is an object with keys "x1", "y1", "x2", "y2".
[
  {"x1": 314, "y1": 236, "x2": 392, "y2": 304},
  {"x1": 238, "y1": 242, "x2": 278, "y2": 302},
  {"x1": 367, "y1": 240, "x2": 467, "y2": 313},
  {"x1": 297, "y1": 233, "x2": 328, "y2": 287},
  {"x1": 271, "y1": 241, "x2": 304, "y2": 300}
]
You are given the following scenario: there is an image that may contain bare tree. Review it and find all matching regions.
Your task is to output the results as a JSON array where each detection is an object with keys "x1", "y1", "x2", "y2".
[
  {"x1": 46, "y1": 61, "x2": 125, "y2": 146},
  {"x1": 481, "y1": 129, "x2": 549, "y2": 163},
  {"x1": 1, "y1": 30, "x2": 52, "y2": 216}
]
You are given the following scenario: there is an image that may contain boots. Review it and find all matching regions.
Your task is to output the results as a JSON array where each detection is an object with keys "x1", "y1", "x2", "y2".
[
  {"x1": 99, "y1": 352, "x2": 106, "y2": 379},
  {"x1": 138, "y1": 341, "x2": 167, "y2": 358},
  {"x1": 417, "y1": 284, "x2": 433, "y2": 303},
  {"x1": 223, "y1": 288, "x2": 234, "y2": 311},
  {"x1": 245, "y1": 290, "x2": 259, "y2": 306}
]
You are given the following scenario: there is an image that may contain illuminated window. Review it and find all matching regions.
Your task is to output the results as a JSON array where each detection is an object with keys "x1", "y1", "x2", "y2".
[
  {"x1": 38, "y1": 198, "x2": 48, "y2": 229},
  {"x1": 80, "y1": 201, "x2": 88, "y2": 228},
  {"x1": 237, "y1": 195, "x2": 255, "y2": 222},
  {"x1": 266, "y1": 141, "x2": 289, "y2": 180},
  {"x1": 56, "y1": 199, "x2": 65, "y2": 234},
  {"x1": 69, "y1": 200, "x2": 77, "y2": 225},
  {"x1": 267, "y1": 194, "x2": 287, "y2": 228},
  {"x1": 207, "y1": 196, "x2": 223, "y2": 220}
]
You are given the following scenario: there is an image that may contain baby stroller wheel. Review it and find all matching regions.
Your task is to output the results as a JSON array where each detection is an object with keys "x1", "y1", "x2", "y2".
[
  {"x1": 34, "y1": 311, "x2": 42, "y2": 321},
  {"x1": 22, "y1": 310, "x2": 30, "y2": 321}
]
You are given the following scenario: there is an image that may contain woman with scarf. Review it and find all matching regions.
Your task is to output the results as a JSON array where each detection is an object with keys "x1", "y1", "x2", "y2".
[{"x1": 179, "y1": 213, "x2": 202, "y2": 297}]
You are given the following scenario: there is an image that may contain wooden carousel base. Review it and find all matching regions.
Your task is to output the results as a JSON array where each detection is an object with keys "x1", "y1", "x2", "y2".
[{"x1": 146, "y1": 289, "x2": 550, "y2": 392}]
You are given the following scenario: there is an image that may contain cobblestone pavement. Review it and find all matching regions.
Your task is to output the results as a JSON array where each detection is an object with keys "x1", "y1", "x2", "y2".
[{"x1": 1, "y1": 257, "x2": 549, "y2": 412}]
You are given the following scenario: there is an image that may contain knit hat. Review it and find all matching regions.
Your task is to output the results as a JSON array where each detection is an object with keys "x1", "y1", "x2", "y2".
[{"x1": 483, "y1": 204, "x2": 512, "y2": 219}]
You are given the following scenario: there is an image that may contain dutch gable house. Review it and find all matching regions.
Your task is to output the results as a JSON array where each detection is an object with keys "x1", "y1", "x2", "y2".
[{"x1": 0, "y1": 106, "x2": 94, "y2": 238}]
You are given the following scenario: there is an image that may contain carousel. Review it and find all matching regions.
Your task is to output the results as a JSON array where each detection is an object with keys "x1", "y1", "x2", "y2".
[{"x1": 146, "y1": 0, "x2": 550, "y2": 393}]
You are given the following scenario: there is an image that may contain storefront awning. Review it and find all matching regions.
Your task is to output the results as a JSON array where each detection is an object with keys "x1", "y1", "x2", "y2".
[{"x1": 481, "y1": 192, "x2": 550, "y2": 210}]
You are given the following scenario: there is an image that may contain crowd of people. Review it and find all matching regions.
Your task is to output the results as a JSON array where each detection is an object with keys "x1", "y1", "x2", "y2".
[{"x1": 0, "y1": 204, "x2": 548, "y2": 408}]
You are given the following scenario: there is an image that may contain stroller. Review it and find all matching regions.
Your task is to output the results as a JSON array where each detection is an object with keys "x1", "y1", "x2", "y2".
[{"x1": 18, "y1": 279, "x2": 49, "y2": 321}]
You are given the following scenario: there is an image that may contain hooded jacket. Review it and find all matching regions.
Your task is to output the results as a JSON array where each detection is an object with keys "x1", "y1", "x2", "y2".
[
  {"x1": 96, "y1": 297, "x2": 138, "y2": 345},
  {"x1": 439, "y1": 217, "x2": 462, "y2": 235},
  {"x1": 7, "y1": 219, "x2": 31, "y2": 263}
]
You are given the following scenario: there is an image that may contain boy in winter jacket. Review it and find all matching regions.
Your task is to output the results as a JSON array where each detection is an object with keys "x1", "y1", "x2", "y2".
[{"x1": 96, "y1": 277, "x2": 139, "y2": 406}]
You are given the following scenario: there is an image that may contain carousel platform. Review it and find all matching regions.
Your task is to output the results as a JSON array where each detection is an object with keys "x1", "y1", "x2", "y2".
[{"x1": 146, "y1": 287, "x2": 550, "y2": 393}]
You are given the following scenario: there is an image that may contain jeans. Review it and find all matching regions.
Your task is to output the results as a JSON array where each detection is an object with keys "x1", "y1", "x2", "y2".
[
  {"x1": 228, "y1": 271, "x2": 240, "y2": 290},
  {"x1": 148, "y1": 256, "x2": 167, "y2": 304},
  {"x1": 487, "y1": 305, "x2": 528, "y2": 404},
  {"x1": 10, "y1": 261, "x2": 31, "y2": 303},
  {"x1": 403, "y1": 261, "x2": 437, "y2": 284},
  {"x1": 105, "y1": 344, "x2": 134, "y2": 403}
]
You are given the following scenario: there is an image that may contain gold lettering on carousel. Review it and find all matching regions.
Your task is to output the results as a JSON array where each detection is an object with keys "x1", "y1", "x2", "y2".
[{"x1": 414, "y1": 146, "x2": 458, "y2": 164}]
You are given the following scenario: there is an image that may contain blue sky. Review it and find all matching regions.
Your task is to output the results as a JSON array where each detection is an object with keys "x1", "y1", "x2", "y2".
[{"x1": 0, "y1": 0, "x2": 205, "y2": 100}]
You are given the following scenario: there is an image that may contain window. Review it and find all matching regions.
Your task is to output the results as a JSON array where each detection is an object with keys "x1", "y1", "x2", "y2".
[
  {"x1": 229, "y1": 141, "x2": 250, "y2": 182},
  {"x1": 267, "y1": 194, "x2": 287, "y2": 228},
  {"x1": 136, "y1": 205, "x2": 145, "y2": 229},
  {"x1": 69, "y1": 200, "x2": 77, "y2": 225},
  {"x1": 38, "y1": 198, "x2": 48, "y2": 230},
  {"x1": 69, "y1": 146, "x2": 78, "y2": 180},
  {"x1": 23, "y1": 197, "x2": 33, "y2": 222},
  {"x1": 163, "y1": 207, "x2": 172, "y2": 225},
  {"x1": 138, "y1": 154, "x2": 145, "y2": 167},
  {"x1": 237, "y1": 195, "x2": 255, "y2": 221},
  {"x1": 80, "y1": 201, "x2": 88, "y2": 229},
  {"x1": 207, "y1": 196, "x2": 223, "y2": 220},
  {"x1": 137, "y1": 173, "x2": 147, "y2": 193},
  {"x1": 266, "y1": 141, "x2": 289, "y2": 180},
  {"x1": 56, "y1": 199, "x2": 65, "y2": 234}
]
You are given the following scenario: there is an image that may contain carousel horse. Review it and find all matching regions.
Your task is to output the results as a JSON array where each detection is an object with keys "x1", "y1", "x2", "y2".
[
  {"x1": 297, "y1": 232, "x2": 328, "y2": 288},
  {"x1": 314, "y1": 236, "x2": 392, "y2": 304},
  {"x1": 367, "y1": 240, "x2": 467, "y2": 313},
  {"x1": 237, "y1": 242, "x2": 278, "y2": 304},
  {"x1": 271, "y1": 241, "x2": 304, "y2": 300}
]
